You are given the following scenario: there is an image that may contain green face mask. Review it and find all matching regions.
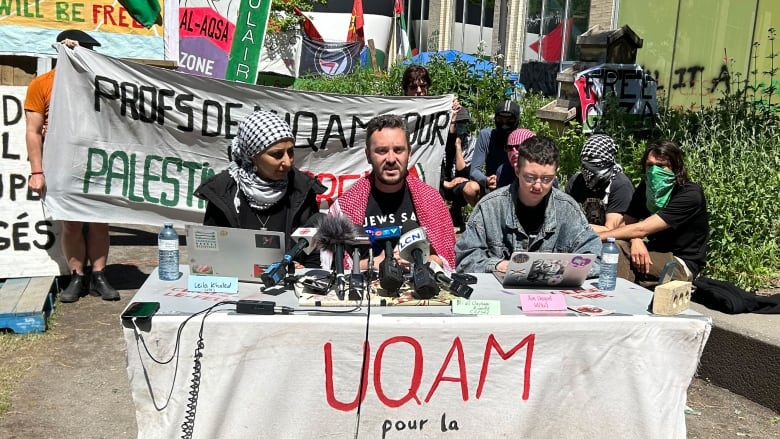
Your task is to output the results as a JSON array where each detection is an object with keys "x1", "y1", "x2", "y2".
[{"x1": 645, "y1": 165, "x2": 676, "y2": 213}]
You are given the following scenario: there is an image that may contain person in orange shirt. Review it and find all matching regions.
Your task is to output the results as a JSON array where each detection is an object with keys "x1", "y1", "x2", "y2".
[{"x1": 25, "y1": 30, "x2": 119, "y2": 303}]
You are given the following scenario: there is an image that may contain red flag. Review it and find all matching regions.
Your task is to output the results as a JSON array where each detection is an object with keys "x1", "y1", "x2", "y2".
[
  {"x1": 530, "y1": 18, "x2": 573, "y2": 61},
  {"x1": 292, "y1": 6, "x2": 324, "y2": 43},
  {"x1": 346, "y1": 0, "x2": 365, "y2": 44}
]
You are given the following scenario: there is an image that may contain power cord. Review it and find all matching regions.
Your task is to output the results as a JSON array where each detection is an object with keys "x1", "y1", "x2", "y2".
[
  {"x1": 130, "y1": 301, "x2": 237, "y2": 437},
  {"x1": 353, "y1": 263, "x2": 374, "y2": 438}
]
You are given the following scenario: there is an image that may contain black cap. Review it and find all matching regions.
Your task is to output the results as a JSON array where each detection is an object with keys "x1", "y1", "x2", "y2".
[
  {"x1": 494, "y1": 100, "x2": 521, "y2": 119},
  {"x1": 455, "y1": 107, "x2": 471, "y2": 122},
  {"x1": 56, "y1": 29, "x2": 101, "y2": 48}
]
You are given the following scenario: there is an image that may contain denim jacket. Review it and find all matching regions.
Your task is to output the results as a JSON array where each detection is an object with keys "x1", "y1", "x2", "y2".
[{"x1": 456, "y1": 182, "x2": 602, "y2": 275}]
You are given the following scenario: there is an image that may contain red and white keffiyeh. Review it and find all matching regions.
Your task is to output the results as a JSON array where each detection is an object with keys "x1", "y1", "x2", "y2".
[{"x1": 331, "y1": 173, "x2": 456, "y2": 271}]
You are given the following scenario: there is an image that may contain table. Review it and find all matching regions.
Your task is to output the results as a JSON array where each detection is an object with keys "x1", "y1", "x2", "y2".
[{"x1": 123, "y1": 266, "x2": 711, "y2": 438}]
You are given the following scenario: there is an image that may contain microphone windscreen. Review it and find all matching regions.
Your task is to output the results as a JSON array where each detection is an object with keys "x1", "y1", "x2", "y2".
[
  {"x1": 316, "y1": 214, "x2": 357, "y2": 252},
  {"x1": 401, "y1": 220, "x2": 420, "y2": 234}
]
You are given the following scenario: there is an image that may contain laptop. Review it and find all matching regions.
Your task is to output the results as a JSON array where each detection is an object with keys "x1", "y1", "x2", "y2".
[
  {"x1": 185, "y1": 225, "x2": 286, "y2": 283},
  {"x1": 493, "y1": 252, "x2": 596, "y2": 288}
]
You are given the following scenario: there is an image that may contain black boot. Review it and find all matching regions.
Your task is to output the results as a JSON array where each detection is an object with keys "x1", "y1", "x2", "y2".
[
  {"x1": 60, "y1": 273, "x2": 85, "y2": 303},
  {"x1": 91, "y1": 271, "x2": 120, "y2": 301}
]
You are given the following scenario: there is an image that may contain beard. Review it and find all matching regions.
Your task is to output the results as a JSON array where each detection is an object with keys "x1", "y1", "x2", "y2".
[{"x1": 375, "y1": 163, "x2": 408, "y2": 187}]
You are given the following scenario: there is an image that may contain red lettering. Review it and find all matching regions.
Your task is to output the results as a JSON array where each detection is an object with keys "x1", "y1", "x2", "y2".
[
  {"x1": 315, "y1": 172, "x2": 337, "y2": 206},
  {"x1": 323, "y1": 341, "x2": 370, "y2": 411},
  {"x1": 424, "y1": 336, "x2": 468, "y2": 403},
  {"x1": 92, "y1": 4, "x2": 144, "y2": 28},
  {"x1": 476, "y1": 334, "x2": 535, "y2": 400},
  {"x1": 374, "y1": 336, "x2": 423, "y2": 408}
]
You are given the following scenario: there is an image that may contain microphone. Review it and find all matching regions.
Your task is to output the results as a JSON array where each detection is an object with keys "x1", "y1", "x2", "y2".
[
  {"x1": 365, "y1": 225, "x2": 404, "y2": 296},
  {"x1": 261, "y1": 213, "x2": 325, "y2": 288},
  {"x1": 315, "y1": 214, "x2": 357, "y2": 300},
  {"x1": 427, "y1": 262, "x2": 473, "y2": 299},
  {"x1": 398, "y1": 221, "x2": 440, "y2": 299}
]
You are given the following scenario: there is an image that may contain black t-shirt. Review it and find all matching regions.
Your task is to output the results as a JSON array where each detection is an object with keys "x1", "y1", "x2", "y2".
[
  {"x1": 516, "y1": 192, "x2": 550, "y2": 242},
  {"x1": 565, "y1": 172, "x2": 634, "y2": 226},
  {"x1": 627, "y1": 181, "x2": 709, "y2": 276},
  {"x1": 364, "y1": 184, "x2": 417, "y2": 253}
]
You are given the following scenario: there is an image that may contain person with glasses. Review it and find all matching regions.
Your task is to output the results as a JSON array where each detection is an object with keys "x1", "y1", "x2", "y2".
[
  {"x1": 195, "y1": 110, "x2": 326, "y2": 267},
  {"x1": 597, "y1": 140, "x2": 708, "y2": 288},
  {"x1": 402, "y1": 65, "x2": 431, "y2": 96},
  {"x1": 456, "y1": 136, "x2": 602, "y2": 274},
  {"x1": 565, "y1": 134, "x2": 634, "y2": 233}
]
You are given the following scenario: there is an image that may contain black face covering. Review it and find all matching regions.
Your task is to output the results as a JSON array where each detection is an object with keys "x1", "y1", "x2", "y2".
[
  {"x1": 581, "y1": 159, "x2": 612, "y2": 190},
  {"x1": 580, "y1": 134, "x2": 619, "y2": 190}
]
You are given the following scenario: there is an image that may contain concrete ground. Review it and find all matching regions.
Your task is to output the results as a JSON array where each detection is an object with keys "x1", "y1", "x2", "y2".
[{"x1": 0, "y1": 224, "x2": 778, "y2": 438}]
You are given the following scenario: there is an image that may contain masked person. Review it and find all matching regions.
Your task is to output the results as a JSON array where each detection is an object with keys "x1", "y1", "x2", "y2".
[
  {"x1": 440, "y1": 106, "x2": 479, "y2": 229},
  {"x1": 468, "y1": 101, "x2": 520, "y2": 202},
  {"x1": 195, "y1": 110, "x2": 326, "y2": 268},
  {"x1": 494, "y1": 128, "x2": 536, "y2": 188},
  {"x1": 565, "y1": 134, "x2": 634, "y2": 233},
  {"x1": 599, "y1": 140, "x2": 709, "y2": 288}
]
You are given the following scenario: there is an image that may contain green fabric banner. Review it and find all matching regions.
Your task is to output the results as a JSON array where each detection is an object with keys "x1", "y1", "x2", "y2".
[{"x1": 225, "y1": 0, "x2": 272, "y2": 84}]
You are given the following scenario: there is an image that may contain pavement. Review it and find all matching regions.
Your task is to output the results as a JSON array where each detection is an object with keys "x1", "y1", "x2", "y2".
[
  {"x1": 0, "y1": 224, "x2": 778, "y2": 438},
  {"x1": 690, "y1": 301, "x2": 780, "y2": 413}
]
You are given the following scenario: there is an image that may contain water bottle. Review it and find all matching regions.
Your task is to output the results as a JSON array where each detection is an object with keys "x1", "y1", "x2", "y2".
[
  {"x1": 598, "y1": 237, "x2": 619, "y2": 291},
  {"x1": 158, "y1": 222, "x2": 180, "y2": 281}
]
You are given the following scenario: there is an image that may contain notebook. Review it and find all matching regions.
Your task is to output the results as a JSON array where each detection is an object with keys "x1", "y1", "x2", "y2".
[
  {"x1": 185, "y1": 225, "x2": 286, "y2": 283},
  {"x1": 493, "y1": 252, "x2": 596, "y2": 288}
]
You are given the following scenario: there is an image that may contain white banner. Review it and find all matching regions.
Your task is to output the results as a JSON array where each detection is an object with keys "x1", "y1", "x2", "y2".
[
  {"x1": 43, "y1": 46, "x2": 452, "y2": 227},
  {"x1": 0, "y1": 87, "x2": 67, "y2": 277},
  {"x1": 125, "y1": 313, "x2": 709, "y2": 439}
]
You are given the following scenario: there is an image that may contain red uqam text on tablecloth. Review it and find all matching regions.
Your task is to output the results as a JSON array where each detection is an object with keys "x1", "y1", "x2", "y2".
[{"x1": 323, "y1": 333, "x2": 535, "y2": 411}]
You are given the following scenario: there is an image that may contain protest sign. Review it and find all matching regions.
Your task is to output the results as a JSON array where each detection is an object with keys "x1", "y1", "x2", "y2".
[
  {"x1": 0, "y1": 86, "x2": 67, "y2": 277},
  {"x1": 43, "y1": 45, "x2": 452, "y2": 227}
]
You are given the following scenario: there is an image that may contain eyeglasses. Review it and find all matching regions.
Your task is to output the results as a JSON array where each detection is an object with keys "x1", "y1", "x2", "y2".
[
  {"x1": 521, "y1": 174, "x2": 556, "y2": 185},
  {"x1": 504, "y1": 144, "x2": 520, "y2": 152},
  {"x1": 406, "y1": 82, "x2": 429, "y2": 92}
]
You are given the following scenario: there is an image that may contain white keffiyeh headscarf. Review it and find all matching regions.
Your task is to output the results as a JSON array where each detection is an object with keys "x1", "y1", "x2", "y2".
[{"x1": 227, "y1": 110, "x2": 294, "y2": 212}]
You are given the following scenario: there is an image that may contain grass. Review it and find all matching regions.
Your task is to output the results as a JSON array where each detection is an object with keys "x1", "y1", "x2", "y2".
[{"x1": 0, "y1": 310, "x2": 59, "y2": 416}]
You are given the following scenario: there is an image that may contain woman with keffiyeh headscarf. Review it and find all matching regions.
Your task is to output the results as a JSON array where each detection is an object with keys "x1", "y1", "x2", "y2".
[
  {"x1": 195, "y1": 110, "x2": 326, "y2": 267},
  {"x1": 564, "y1": 134, "x2": 635, "y2": 233}
]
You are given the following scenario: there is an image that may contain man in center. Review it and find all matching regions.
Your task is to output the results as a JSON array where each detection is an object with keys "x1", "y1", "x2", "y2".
[
  {"x1": 456, "y1": 136, "x2": 602, "y2": 274},
  {"x1": 330, "y1": 114, "x2": 456, "y2": 271}
]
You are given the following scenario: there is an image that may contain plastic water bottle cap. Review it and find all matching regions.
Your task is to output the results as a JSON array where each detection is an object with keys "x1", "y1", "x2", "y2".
[
  {"x1": 164, "y1": 222, "x2": 173, "y2": 227},
  {"x1": 607, "y1": 237, "x2": 615, "y2": 243}
]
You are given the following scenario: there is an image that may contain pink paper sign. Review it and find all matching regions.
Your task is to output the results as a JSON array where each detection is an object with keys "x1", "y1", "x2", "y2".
[{"x1": 520, "y1": 294, "x2": 568, "y2": 312}]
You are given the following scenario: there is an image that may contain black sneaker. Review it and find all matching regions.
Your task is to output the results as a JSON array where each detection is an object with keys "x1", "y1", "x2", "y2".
[
  {"x1": 60, "y1": 274, "x2": 85, "y2": 303},
  {"x1": 90, "y1": 271, "x2": 120, "y2": 301}
]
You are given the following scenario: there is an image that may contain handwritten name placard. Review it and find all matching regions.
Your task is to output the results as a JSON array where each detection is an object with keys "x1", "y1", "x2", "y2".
[
  {"x1": 188, "y1": 276, "x2": 239, "y2": 294},
  {"x1": 451, "y1": 299, "x2": 501, "y2": 315},
  {"x1": 519, "y1": 294, "x2": 567, "y2": 312}
]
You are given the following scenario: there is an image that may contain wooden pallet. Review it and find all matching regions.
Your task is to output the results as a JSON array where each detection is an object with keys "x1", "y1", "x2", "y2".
[{"x1": 0, "y1": 277, "x2": 56, "y2": 334}]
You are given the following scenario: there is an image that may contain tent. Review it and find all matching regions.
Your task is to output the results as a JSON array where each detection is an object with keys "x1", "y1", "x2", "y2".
[{"x1": 408, "y1": 50, "x2": 498, "y2": 76}]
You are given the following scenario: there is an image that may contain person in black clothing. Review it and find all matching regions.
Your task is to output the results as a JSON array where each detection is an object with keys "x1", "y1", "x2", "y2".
[
  {"x1": 599, "y1": 140, "x2": 709, "y2": 288},
  {"x1": 195, "y1": 110, "x2": 325, "y2": 267},
  {"x1": 566, "y1": 134, "x2": 634, "y2": 233},
  {"x1": 440, "y1": 106, "x2": 476, "y2": 230}
]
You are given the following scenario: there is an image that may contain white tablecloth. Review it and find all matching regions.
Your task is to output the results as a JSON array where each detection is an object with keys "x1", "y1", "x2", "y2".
[{"x1": 123, "y1": 267, "x2": 711, "y2": 438}]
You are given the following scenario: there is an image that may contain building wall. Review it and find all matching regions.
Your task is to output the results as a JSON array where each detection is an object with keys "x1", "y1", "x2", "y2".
[{"x1": 619, "y1": 0, "x2": 780, "y2": 109}]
